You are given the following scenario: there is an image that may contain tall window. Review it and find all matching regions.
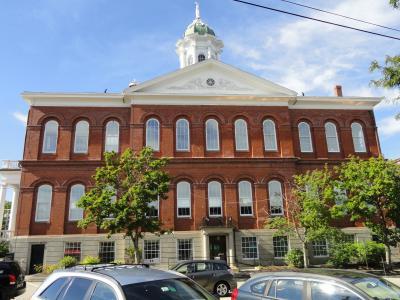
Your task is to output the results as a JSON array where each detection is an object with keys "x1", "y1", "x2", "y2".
[
  {"x1": 105, "y1": 120, "x2": 119, "y2": 152},
  {"x1": 176, "y1": 119, "x2": 190, "y2": 151},
  {"x1": 177, "y1": 239, "x2": 193, "y2": 261},
  {"x1": 147, "y1": 196, "x2": 159, "y2": 218},
  {"x1": 312, "y1": 240, "x2": 328, "y2": 257},
  {"x1": 241, "y1": 237, "x2": 258, "y2": 259},
  {"x1": 69, "y1": 184, "x2": 84, "y2": 221},
  {"x1": 263, "y1": 119, "x2": 277, "y2": 151},
  {"x1": 205, "y1": 119, "x2": 220, "y2": 151},
  {"x1": 99, "y1": 241, "x2": 115, "y2": 263},
  {"x1": 324, "y1": 122, "x2": 339, "y2": 153},
  {"x1": 144, "y1": 240, "x2": 160, "y2": 262},
  {"x1": 273, "y1": 236, "x2": 289, "y2": 258},
  {"x1": 208, "y1": 181, "x2": 222, "y2": 217},
  {"x1": 35, "y1": 185, "x2": 52, "y2": 222},
  {"x1": 177, "y1": 181, "x2": 191, "y2": 217},
  {"x1": 298, "y1": 122, "x2": 313, "y2": 152},
  {"x1": 268, "y1": 180, "x2": 284, "y2": 216},
  {"x1": 238, "y1": 181, "x2": 253, "y2": 216},
  {"x1": 234, "y1": 119, "x2": 249, "y2": 151},
  {"x1": 42, "y1": 120, "x2": 58, "y2": 153},
  {"x1": 146, "y1": 118, "x2": 160, "y2": 151},
  {"x1": 64, "y1": 242, "x2": 81, "y2": 261},
  {"x1": 73, "y1": 121, "x2": 89, "y2": 153},
  {"x1": 351, "y1": 122, "x2": 366, "y2": 153}
]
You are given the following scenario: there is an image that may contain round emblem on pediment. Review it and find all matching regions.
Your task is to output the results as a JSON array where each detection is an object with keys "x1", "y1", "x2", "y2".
[{"x1": 206, "y1": 78, "x2": 215, "y2": 86}]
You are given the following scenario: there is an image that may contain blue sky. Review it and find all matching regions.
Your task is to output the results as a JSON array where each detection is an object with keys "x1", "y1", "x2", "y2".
[{"x1": 0, "y1": 0, "x2": 399, "y2": 160}]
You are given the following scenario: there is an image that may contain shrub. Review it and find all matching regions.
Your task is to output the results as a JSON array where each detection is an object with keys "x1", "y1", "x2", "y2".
[
  {"x1": 112, "y1": 260, "x2": 125, "y2": 265},
  {"x1": 81, "y1": 256, "x2": 101, "y2": 265},
  {"x1": 42, "y1": 264, "x2": 60, "y2": 274},
  {"x1": 59, "y1": 256, "x2": 78, "y2": 268},
  {"x1": 328, "y1": 243, "x2": 358, "y2": 268},
  {"x1": 355, "y1": 241, "x2": 385, "y2": 267},
  {"x1": 0, "y1": 241, "x2": 9, "y2": 258},
  {"x1": 285, "y1": 249, "x2": 304, "y2": 268}
]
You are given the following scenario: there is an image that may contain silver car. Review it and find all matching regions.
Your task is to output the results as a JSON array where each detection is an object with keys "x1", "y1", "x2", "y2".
[{"x1": 232, "y1": 269, "x2": 400, "y2": 300}]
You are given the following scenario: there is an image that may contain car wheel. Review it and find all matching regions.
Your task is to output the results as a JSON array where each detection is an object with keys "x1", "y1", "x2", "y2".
[{"x1": 214, "y1": 281, "x2": 229, "y2": 297}]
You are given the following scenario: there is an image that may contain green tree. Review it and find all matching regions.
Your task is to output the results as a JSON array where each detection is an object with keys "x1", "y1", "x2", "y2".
[
  {"x1": 335, "y1": 156, "x2": 400, "y2": 267},
  {"x1": 78, "y1": 147, "x2": 170, "y2": 263},
  {"x1": 267, "y1": 167, "x2": 340, "y2": 268},
  {"x1": 390, "y1": 0, "x2": 399, "y2": 8}
]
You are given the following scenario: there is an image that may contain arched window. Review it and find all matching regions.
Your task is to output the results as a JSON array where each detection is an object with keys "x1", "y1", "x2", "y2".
[
  {"x1": 268, "y1": 180, "x2": 284, "y2": 216},
  {"x1": 198, "y1": 54, "x2": 205, "y2": 62},
  {"x1": 208, "y1": 181, "x2": 222, "y2": 217},
  {"x1": 69, "y1": 184, "x2": 84, "y2": 221},
  {"x1": 238, "y1": 181, "x2": 253, "y2": 216},
  {"x1": 35, "y1": 184, "x2": 52, "y2": 222},
  {"x1": 235, "y1": 119, "x2": 249, "y2": 151},
  {"x1": 263, "y1": 119, "x2": 277, "y2": 151},
  {"x1": 176, "y1": 119, "x2": 190, "y2": 151},
  {"x1": 325, "y1": 122, "x2": 340, "y2": 153},
  {"x1": 205, "y1": 119, "x2": 220, "y2": 151},
  {"x1": 74, "y1": 120, "x2": 89, "y2": 153},
  {"x1": 146, "y1": 118, "x2": 160, "y2": 151},
  {"x1": 177, "y1": 181, "x2": 191, "y2": 217},
  {"x1": 42, "y1": 120, "x2": 58, "y2": 153},
  {"x1": 351, "y1": 122, "x2": 366, "y2": 153},
  {"x1": 105, "y1": 120, "x2": 119, "y2": 152},
  {"x1": 298, "y1": 122, "x2": 313, "y2": 152}
]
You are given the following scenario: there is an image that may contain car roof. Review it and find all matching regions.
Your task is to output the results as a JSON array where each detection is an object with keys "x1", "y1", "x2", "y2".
[
  {"x1": 61, "y1": 265, "x2": 186, "y2": 286},
  {"x1": 174, "y1": 260, "x2": 227, "y2": 265}
]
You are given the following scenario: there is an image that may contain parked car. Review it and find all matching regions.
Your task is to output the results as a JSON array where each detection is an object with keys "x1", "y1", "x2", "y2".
[
  {"x1": 32, "y1": 264, "x2": 217, "y2": 300},
  {"x1": 171, "y1": 260, "x2": 236, "y2": 297},
  {"x1": 231, "y1": 269, "x2": 400, "y2": 300},
  {"x1": 0, "y1": 260, "x2": 26, "y2": 300}
]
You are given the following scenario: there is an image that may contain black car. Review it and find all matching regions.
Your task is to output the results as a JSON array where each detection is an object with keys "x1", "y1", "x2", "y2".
[
  {"x1": 0, "y1": 260, "x2": 26, "y2": 300},
  {"x1": 171, "y1": 260, "x2": 237, "y2": 297},
  {"x1": 232, "y1": 268, "x2": 400, "y2": 300}
]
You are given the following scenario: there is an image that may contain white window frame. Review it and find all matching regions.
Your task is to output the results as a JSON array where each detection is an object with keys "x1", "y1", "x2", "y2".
[
  {"x1": 99, "y1": 241, "x2": 115, "y2": 263},
  {"x1": 205, "y1": 119, "x2": 220, "y2": 151},
  {"x1": 268, "y1": 180, "x2": 284, "y2": 216},
  {"x1": 146, "y1": 118, "x2": 160, "y2": 151},
  {"x1": 351, "y1": 122, "x2": 367, "y2": 153},
  {"x1": 143, "y1": 239, "x2": 160, "y2": 263},
  {"x1": 42, "y1": 120, "x2": 59, "y2": 154},
  {"x1": 147, "y1": 196, "x2": 159, "y2": 218},
  {"x1": 35, "y1": 184, "x2": 52, "y2": 222},
  {"x1": 234, "y1": 119, "x2": 249, "y2": 151},
  {"x1": 104, "y1": 120, "x2": 119, "y2": 152},
  {"x1": 177, "y1": 181, "x2": 191, "y2": 218},
  {"x1": 68, "y1": 184, "x2": 84, "y2": 221},
  {"x1": 241, "y1": 236, "x2": 259, "y2": 260},
  {"x1": 312, "y1": 239, "x2": 329, "y2": 257},
  {"x1": 298, "y1": 122, "x2": 313, "y2": 153},
  {"x1": 324, "y1": 122, "x2": 340, "y2": 153},
  {"x1": 64, "y1": 242, "x2": 81, "y2": 261},
  {"x1": 273, "y1": 236, "x2": 289, "y2": 259},
  {"x1": 263, "y1": 119, "x2": 278, "y2": 151},
  {"x1": 176, "y1": 119, "x2": 190, "y2": 151},
  {"x1": 208, "y1": 181, "x2": 222, "y2": 217},
  {"x1": 177, "y1": 239, "x2": 193, "y2": 261},
  {"x1": 238, "y1": 181, "x2": 253, "y2": 216},
  {"x1": 73, "y1": 120, "x2": 89, "y2": 154}
]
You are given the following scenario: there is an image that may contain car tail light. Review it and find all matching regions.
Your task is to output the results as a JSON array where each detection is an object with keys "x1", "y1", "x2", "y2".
[
  {"x1": 8, "y1": 274, "x2": 16, "y2": 285},
  {"x1": 231, "y1": 288, "x2": 238, "y2": 300}
]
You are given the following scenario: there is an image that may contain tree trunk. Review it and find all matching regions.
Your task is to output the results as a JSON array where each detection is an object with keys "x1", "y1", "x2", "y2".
[
  {"x1": 130, "y1": 234, "x2": 140, "y2": 264},
  {"x1": 302, "y1": 242, "x2": 309, "y2": 268},
  {"x1": 385, "y1": 244, "x2": 392, "y2": 269}
]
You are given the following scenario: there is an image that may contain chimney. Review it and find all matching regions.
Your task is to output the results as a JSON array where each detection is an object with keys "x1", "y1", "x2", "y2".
[{"x1": 334, "y1": 85, "x2": 343, "y2": 97}]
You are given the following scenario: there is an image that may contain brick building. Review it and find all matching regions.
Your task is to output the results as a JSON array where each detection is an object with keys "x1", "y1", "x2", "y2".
[{"x1": 13, "y1": 6, "x2": 383, "y2": 273}]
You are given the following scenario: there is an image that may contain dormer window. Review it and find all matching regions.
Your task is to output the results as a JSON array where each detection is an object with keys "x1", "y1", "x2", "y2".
[{"x1": 198, "y1": 54, "x2": 205, "y2": 62}]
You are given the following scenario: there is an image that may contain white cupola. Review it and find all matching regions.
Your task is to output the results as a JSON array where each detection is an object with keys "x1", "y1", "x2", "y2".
[{"x1": 176, "y1": 2, "x2": 224, "y2": 68}]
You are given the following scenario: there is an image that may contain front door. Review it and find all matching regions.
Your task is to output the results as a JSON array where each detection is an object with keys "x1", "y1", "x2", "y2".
[
  {"x1": 209, "y1": 235, "x2": 227, "y2": 261},
  {"x1": 29, "y1": 244, "x2": 45, "y2": 274}
]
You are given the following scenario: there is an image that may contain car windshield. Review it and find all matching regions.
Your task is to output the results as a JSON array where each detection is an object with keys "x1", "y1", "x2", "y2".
[
  {"x1": 122, "y1": 278, "x2": 216, "y2": 300},
  {"x1": 351, "y1": 277, "x2": 400, "y2": 299}
]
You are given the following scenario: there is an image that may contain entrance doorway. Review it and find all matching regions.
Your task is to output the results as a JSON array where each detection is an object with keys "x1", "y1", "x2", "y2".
[
  {"x1": 209, "y1": 235, "x2": 227, "y2": 261},
  {"x1": 29, "y1": 244, "x2": 45, "y2": 274}
]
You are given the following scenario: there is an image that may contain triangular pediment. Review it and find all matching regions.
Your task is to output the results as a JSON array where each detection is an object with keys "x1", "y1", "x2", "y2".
[{"x1": 125, "y1": 60, "x2": 297, "y2": 96}]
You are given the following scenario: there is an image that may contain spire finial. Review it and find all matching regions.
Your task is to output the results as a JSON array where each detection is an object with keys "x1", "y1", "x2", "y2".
[{"x1": 195, "y1": 2, "x2": 201, "y2": 20}]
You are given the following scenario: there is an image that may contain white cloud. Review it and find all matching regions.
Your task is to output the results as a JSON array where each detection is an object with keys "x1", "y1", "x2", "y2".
[
  {"x1": 377, "y1": 116, "x2": 400, "y2": 137},
  {"x1": 13, "y1": 112, "x2": 27, "y2": 125}
]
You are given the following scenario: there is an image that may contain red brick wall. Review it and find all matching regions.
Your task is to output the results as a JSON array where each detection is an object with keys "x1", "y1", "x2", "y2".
[{"x1": 15, "y1": 105, "x2": 380, "y2": 236}]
